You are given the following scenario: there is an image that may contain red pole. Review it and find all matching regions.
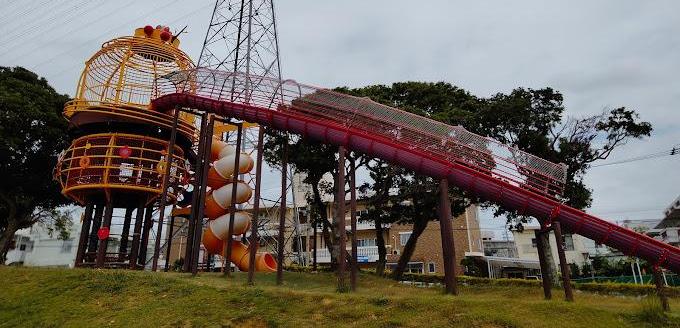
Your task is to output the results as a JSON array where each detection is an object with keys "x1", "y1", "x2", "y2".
[
  {"x1": 152, "y1": 107, "x2": 180, "y2": 271},
  {"x1": 276, "y1": 135, "x2": 288, "y2": 285},
  {"x1": 191, "y1": 116, "x2": 215, "y2": 276},
  {"x1": 438, "y1": 178, "x2": 458, "y2": 295},
  {"x1": 247, "y1": 127, "x2": 265, "y2": 285},
  {"x1": 128, "y1": 202, "x2": 145, "y2": 269},
  {"x1": 349, "y1": 156, "x2": 358, "y2": 291},
  {"x1": 74, "y1": 202, "x2": 94, "y2": 266},
  {"x1": 95, "y1": 200, "x2": 114, "y2": 268},
  {"x1": 335, "y1": 146, "x2": 347, "y2": 291},
  {"x1": 224, "y1": 123, "x2": 243, "y2": 277}
]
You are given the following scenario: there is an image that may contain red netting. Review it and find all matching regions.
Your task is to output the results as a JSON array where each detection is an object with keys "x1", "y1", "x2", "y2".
[{"x1": 158, "y1": 69, "x2": 567, "y2": 197}]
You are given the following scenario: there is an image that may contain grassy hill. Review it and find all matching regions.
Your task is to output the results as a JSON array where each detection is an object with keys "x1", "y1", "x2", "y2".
[{"x1": 1, "y1": 267, "x2": 678, "y2": 327}]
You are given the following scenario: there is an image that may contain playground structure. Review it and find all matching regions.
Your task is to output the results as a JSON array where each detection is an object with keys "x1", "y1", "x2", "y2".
[
  {"x1": 55, "y1": 25, "x2": 277, "y2": 271},
  {"x1": 52, "y1": 0, "x2": 678, "y2": 303}
]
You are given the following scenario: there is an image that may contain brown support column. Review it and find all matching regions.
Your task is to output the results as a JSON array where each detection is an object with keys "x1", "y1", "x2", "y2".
[
  {"x1": 335, "y1": 146, "x2": 347, "y2": 292},
  {"x1": 75, "y1": 202, "x2": 94, "y2": 266},
  {"x1": 349, "y1": 156, "x2": 358, "y2": 291},
  {"x1": 552, "y1": 220, "x2": 574, "y2": 302},
  {"x1": 276, "y1": 135, "x2": 288, "y2": 285},
  {"x1": 224, "y1": 123, "x2": 243, "y2": 277},
  {"x1": 87, "y1": 205, "x2": 104, "y2": 258},
  {"x1": 138, "y1": 205, "x2": 154, "y2": 268},
  {"x1": 118, "y1": 207, "x2": 134, "y2": 261},
  {"x1": 191, "y1": 116, "x2": 214, "y2": 276},
  {"x1": 152, "y1": 107, "x2": 180, "y2": 271},
  {"x1": 95, "y1": 200, "x2": 115, "y2": 268},
  {"x1": 184, "y1": 112, "x2": 208, "y2": 272},
  {"x1": 128, "y1": 203, "x2": 145, "y2": 269},
  {"x1": 534, "y1": 229, "x2": 553, "y2": 300},
  {"x1": 248, "y1": 127, "x2": 265, "y2": 285},
  {"x1": 164, "y1": 214, "x2": 176, "y2": 272},
  {"x1": 438, "y1": 178, "x2": 458, "y2": 295},
  {"x1": 654, "y1": 268, "x2": 670, "y2": 312}
]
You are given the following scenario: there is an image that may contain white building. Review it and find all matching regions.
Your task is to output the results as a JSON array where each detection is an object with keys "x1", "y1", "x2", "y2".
[
  {"x1": 512, "y1": 223, "x2": 590, "y2": 270},
  {"x1": 5, "y1": 222, "x2": 82, "y2": 268}
]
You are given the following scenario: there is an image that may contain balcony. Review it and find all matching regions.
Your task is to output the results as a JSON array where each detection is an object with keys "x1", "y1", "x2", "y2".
[{"x1": 309, "y1": 246, "x2": 388, "y2": 264}]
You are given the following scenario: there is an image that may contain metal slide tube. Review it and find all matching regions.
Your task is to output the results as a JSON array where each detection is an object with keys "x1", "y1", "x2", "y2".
[{"x1": 152, "y1": 94, "x2": 680, "y2": 273}]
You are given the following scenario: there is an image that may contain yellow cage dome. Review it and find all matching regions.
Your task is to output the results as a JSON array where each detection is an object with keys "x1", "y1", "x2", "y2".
[{"x1": 64, "y1": 26, "x2": 196, "y2": 139}]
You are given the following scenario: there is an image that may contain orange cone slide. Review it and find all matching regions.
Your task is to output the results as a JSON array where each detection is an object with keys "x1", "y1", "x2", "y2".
[{"x1": 199, "y1": 137, "x2": 276, "y2": 272}]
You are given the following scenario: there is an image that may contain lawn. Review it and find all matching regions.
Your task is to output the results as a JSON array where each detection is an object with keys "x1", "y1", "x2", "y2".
[{"x1": 1, "y1": 266, "x2": 678, "y2": 327}]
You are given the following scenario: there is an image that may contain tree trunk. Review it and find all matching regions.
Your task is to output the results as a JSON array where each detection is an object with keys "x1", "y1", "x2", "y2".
[
  {"x1": 311, "y1": 182, "x2": 337, "y2": 268},
  {"x1": 537, "y1": 229, "x2": 559, "y2": 286},
  {"x1": 391, "y1": 217, "x2": 429, "y2": 281},
  {"x1": 0, "y1": 223, "x2": 18, "y2": 265},
  {"x1": 374, "y1": 217, "x2": 387, "y2": 276}
]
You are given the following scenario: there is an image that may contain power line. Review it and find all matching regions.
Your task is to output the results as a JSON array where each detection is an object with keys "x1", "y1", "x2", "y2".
[{"x1": 591, "y1": 144, "x2": 679, "y2": 168}]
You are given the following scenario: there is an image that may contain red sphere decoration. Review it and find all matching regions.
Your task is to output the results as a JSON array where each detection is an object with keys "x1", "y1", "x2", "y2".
[
  {"x1": 160, "y1": 31, "x2": 171, "y2": 41},
  {"x1": 97, "y1": 227, "x2": 110, "y2": 240},
  {"x1": 119, "y1": 145, "x2": 132, "y2": 159},
  {"x1": 163, "y1": 26, "x2": 170, "y2": 32},
  {"x1": 143, "y1": 25, "x2": 154, "y2": 35}
]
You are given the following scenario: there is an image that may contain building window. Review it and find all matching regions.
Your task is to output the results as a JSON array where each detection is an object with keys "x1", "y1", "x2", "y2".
[
  {"x1": 428, "y1": 262, "x2": 436, "y2": 273},
  {"x1": 531, "y1": 238, "x2": 537, "y2": 248},
  {"x1": 354, "y1": 209, "x2": 369, "y2": 218},
  {"x1": 563, "y1": 234, "x2": 574, "y2": 251},
  {"x1": 399, "y1": 232, "x2": 412, "y2": 246},
  {"x1": 407, "y1": 262, "x2": 423, "y2": 274},
  {"x1": 61, "y1": 240, "x2": 73, "y2": 253}
]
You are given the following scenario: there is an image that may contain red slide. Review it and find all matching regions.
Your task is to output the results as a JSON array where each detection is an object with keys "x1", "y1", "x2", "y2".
[{"x1": 153, "y1": 69, "x2": 680, "y2": 273}]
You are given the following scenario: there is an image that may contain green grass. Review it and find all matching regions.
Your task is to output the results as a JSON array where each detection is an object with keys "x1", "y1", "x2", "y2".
[{"x1": 1, "y1": 267, "x2": 679, "y2": 327}]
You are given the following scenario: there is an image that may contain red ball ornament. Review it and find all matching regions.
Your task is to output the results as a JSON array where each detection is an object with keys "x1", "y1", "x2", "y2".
[
  {"x1": 163, "y1": 26, "x2": 170, "y2": 32},
  {"x1": 119, "y1": 145, "x2": 132, "y2": 159},
  {"x1": 97, "y1": 227, "x2": 110, "y2": 240},
  {"x1": 160, "y1": 31, "x2": 171, "y2": 41},
  {"x1": 143, "y1": 25, "x2": 154, "y2": 35}
]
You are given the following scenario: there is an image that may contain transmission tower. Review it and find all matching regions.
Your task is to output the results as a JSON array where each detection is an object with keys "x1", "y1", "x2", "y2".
[{"x1": 197, "y1": 0, "x2": 306, "y2": 266}]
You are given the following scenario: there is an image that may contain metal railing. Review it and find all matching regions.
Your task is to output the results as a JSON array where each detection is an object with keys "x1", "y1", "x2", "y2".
[{"x1": 157, "y1": 68, "x2": 567, "y2": 198}]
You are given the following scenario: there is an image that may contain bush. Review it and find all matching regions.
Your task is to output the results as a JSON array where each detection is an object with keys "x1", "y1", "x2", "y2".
[{"x1": 395, "y1": 272, "x2": 680, "y2": 297}]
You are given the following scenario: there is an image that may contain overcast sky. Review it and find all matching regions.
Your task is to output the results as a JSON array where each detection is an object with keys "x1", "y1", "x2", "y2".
[{"x1": 1, "y1": 1, "x2": 678, "y2": 234}]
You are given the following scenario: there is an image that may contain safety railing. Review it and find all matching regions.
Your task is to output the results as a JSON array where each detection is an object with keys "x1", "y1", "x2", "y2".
[
  {"x1": 157, "y1": 68, "x2": 567, "y2": 198},
  {"x1": 55, "y1": 133, "x2": 190, "y2": 204}
]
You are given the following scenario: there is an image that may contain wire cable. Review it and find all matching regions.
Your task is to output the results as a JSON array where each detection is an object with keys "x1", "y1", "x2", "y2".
[{"x1": 591, "y1": 144, "x2": 679, "y2": 168}]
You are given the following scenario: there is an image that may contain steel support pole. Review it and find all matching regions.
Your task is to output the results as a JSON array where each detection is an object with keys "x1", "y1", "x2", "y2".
[
  {"x1": 152, "y1": 107, "x2": 180, "y2": 271},
  {"x1": 138, "y1": 205, "x2": 154, "y2": 268},
  {"x1": 75, "y1": 202, "x2": 94, "y2": 266},
  {"x1": 654, "y1": 268, "x2": 670, "y2": 312},
  {"x1": 224, "y1": 123, "x2": 243, "y2": 277},
  {"x1": 534, "y1": 229, "x2": 553, "y2": 300},
  {"x1": 118, "y1": 207, "x2": 134, "y2": 261},
  {"x1": 128, "y1": 203, "x2": 145, "y2": 269},
  {"x1": 95, "y1": 200, "x2": 114, "y2": 268},
  {"x1": 349, "y1": 156, "x2": 358, "y2": 291},
  {"x1": 164, "y1": 215, "x2": 176, "y2": 272},
  {"x1": 438, "y1": 178, "x2": 458, "y2": 295},
  {"x1": 276, "y1": 135, "x2": 288, "y2": 285},
  {"x1": 87, "y1": 205, "x2": 104, "y2": 257},
  {"x1": 192, "y1": 116, "x2": 215, "y2": 276},
  {"x1": 248, "y1": 127, "x2": 265, "y2": 285},
  {"x1": 185, "y1": 112, "x2": 209, "y2": 272},
  {"x1": 335, "y1": 146, "x2": 347, "y2": 291},
  {"x1": 552, "y1": 220, "x2": 574, "y2": 302}
]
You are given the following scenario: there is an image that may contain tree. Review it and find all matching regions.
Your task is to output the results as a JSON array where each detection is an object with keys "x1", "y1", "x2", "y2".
[
  {"x1": 263, "y1": 130, "x2": 368, "y2": 268},
  {"x1": 0, "y1": 67, "x2": 73, "y2": 263},
  {"x1": 339, "y1": 82, "x2": 650, "y2": 281}
]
